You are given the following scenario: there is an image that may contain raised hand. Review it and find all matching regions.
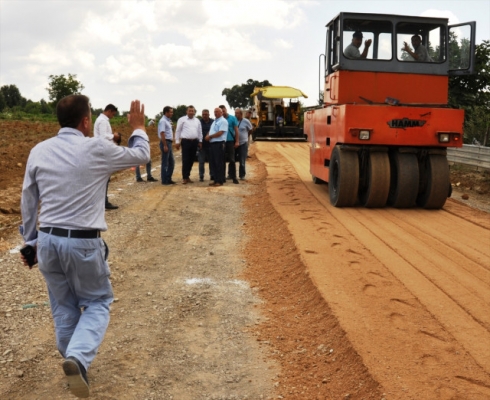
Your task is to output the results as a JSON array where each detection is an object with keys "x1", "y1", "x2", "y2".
[{"x1": 128, "y1": 100, "x2": 146, "y2": 131}]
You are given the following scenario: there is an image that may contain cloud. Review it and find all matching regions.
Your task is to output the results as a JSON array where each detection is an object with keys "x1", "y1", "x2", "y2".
[
  {"x1": 151, "y1": 44, "x2": 199, "y2": 68},
  {"x1": 420, "y1": 9, "x2": 460, "y2": 24},
  {"x1": 26, "y1": 44, "x2": 72, "y2": 66},
  {"x1": 203, "y1": 0, "x2": 306, "y2": 29},
  {"x1": 274, "y1": 39, "x2": 293, "y2": 49},
  {"x1": 103, "y1": 55, "x2": 177, "y2": 84},
  {"x1": 81, "y1": 0, "x2": 159, "y2": 45}
]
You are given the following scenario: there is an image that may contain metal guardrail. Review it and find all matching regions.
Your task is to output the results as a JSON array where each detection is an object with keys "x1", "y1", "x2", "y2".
[{"x1": 447, "y1": 145, "x2": 490, "y2": 170}]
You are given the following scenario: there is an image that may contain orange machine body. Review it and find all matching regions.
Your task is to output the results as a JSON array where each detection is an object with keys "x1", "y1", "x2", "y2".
[
  {"x1": 324, "y1": 71, "x2": 449, "y2": 105},
  {"x1": 308, "y1": 71, "x2": 464, "y2": 183}
]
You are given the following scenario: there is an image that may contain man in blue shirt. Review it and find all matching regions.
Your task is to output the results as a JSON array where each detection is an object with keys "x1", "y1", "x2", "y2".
[
  {"x1": 219, "y1": 105, "x2": 240, "y2": 184},
  {"x1": 158, "y1": 106, "x2": 176, "y2": 185},
  {"x1": 205, "y1": 107, "x2": 228, "y2": 186}
]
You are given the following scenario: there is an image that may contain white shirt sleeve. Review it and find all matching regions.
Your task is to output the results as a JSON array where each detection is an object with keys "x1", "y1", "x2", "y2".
[
  {"x1": 175, "y1": 117, "x2": 184, "y2": 144},
  {"x1": 198, "y1": 120, "x2": 203, "y2": 142}
]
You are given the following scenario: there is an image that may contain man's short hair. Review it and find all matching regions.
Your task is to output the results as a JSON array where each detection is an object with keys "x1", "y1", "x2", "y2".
[
  {"x1": 219, "y1": 105, "x2": 226, "y2": 110},
  {"x1": 411, "y1": 35, "x2": 422, "y2": 41},
  {"x1": 202, "y1": 109, "x2": 209, "y2": 113},
  {"x1": 104, "y1": 104, "x2": 118, "y2": 112},
  {"x1": 56, "y1": 95, "x2": 90, "y2": 129},
  {"x1": 353, "y1": 31, "x2": 363, "y2": 39},
  {"x1": 163, "y1": 106, "x2": 172, "y2": 114},
  {"x1": 187, "y1": 105, "x2": 195, "y2": 110}
]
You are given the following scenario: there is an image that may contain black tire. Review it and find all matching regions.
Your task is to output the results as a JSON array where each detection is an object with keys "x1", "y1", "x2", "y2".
[
  {"x1": 416, "y1": 154, "x2": 450, "y2": 209},
  {"x1": 359, "y1": 152, "x2": 390, "y2": 208},
  {"x1": 387, "y1": 152, "x2": 419, "y2": 208},
  {"x1": 329, "y1": 146, "x2": 359, "y2": 207}
]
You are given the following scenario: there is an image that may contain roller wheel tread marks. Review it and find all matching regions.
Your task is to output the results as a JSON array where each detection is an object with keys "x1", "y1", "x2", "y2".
[
  {"x1": 329, "y1": 146, "x2": 359, "y2": 207},
  {"x1": 358, "y1": 152, "x2": 391, "y2": 208},
  {"x1": 388, "y1": 152, "x2": 419, "y2": 208},
  {"x1": 417, "y1": 154, "x2": 450, "y2": 209}
]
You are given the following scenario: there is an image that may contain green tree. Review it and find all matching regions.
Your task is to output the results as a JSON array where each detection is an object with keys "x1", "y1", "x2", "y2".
[
  {"x1": 222, "y1": 79, "x2": 272, "y2": 109},
  {"x1": 40, "y1": 99, "x2": 52, "y2": 114},
  {"x1": 171, "y1": 105, "x2": 188, "y2": 123},
  {"x1": 449, "y1": 40, "x2": 490, "y2": 145},
  {"x1": 0, "y1": 84, "x2": 23, "y2": 108},
  {"x1": 0, "y1": 92, "x2": 5, "y2": 112},
  {"x1": 464, "y1": 104, "x2": 490, "y2": 146},
  {"x1": 449, "y1": 40, "x2": 490, "y2": 108},
  {"x1": 91, "y1": 107, "x2": 104, "y2": 118},
  {"x1": 47, "y1": 74, "x2": 85, "y2": 104},
  {"x1": 24, "y1": 100, "x2": 42, "y2": 114}
]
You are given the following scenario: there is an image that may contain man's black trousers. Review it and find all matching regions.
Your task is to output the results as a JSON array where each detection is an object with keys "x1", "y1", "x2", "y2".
[
  {"x1": 210, "y1": 141, "x2": 225, "y2": 184},
  {"x1": 181, "y1": 139, "x2": 198, "y2": 179}
]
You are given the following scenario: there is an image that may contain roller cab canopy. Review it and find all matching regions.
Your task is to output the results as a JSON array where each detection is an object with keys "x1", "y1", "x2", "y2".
[{"x1": 250, "y1": 86, "x2": 308, "y2": 100}]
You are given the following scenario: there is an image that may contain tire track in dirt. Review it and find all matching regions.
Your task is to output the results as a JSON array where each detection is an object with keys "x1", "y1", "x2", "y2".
[
  {"x1": 343, "y1": 208, "x2": 490, "y2": 327},
  {"x1": 256, "y1": 142, "x2": 490, "y2": 399},
  {"x1": 379, "y1": 208, "x2": 490, "y2": 284}
]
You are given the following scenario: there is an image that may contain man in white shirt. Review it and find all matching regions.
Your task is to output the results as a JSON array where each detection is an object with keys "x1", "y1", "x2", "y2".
[
  {"x1": 344, "y1": 31, "x2": 372, "y2": 59},
  {"x1": 94, "y1": 104, "x2": 121, "y2": 209},
  {"x1": 175, "y1": 105, "x2": 203, "y2": 184},
  {"x1": 402, "y1": 35, "x2": 433, "y2": 62}
]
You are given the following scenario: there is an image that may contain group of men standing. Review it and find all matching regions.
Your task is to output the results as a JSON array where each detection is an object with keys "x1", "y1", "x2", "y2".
[
  {"x1": 156, "y1": 105, "x2": 253, "y2": 187},
  {"x1": 93, "y1": 102, "x2": 255, "y2": 203}
]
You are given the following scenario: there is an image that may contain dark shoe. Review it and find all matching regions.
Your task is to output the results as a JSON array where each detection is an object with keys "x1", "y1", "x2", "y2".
[
  {"x1": 232, "y1": 178, "x2": 239, "y2": 184},
  {"x1": 147, "y1": 176, "x2": 157, "y2": 182},
  {"x1": 199, "y1": 177, "x2": 204, "y2": 182},
  {"x1": 105, "y1": 203, "x2": 119, "y2": 210},
  {"x1": 168, "y1": 180, "x2": 177, "y2": 185},
  {"x1": 182, "y1": 179, "x2": 188, "y2": 184},
  {"x1": 63, "y1": 356, "x2": 89, "y2": 398},
  {"x1": 211, "y1": 183, "x2": 223, "y2": 187},
  {"x1": 136, "y1": 177, "x2": 144, "y2": 182},
  {"x1": 239, "y1": 177, "x2": 245, "y2": 180}
]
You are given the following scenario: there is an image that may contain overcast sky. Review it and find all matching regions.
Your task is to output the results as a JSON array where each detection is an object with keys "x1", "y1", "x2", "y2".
[{"x1": 1, "y1": 0, "x2": 489, "y2": 118}]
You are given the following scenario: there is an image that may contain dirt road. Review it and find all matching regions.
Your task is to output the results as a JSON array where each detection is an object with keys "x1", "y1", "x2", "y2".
[
  {"x1": 1, "y1": 138, "x2": 489, "y2": 399},
  {"x1": 254, "y1": 142, "x2": 490, "y2": 399}
]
